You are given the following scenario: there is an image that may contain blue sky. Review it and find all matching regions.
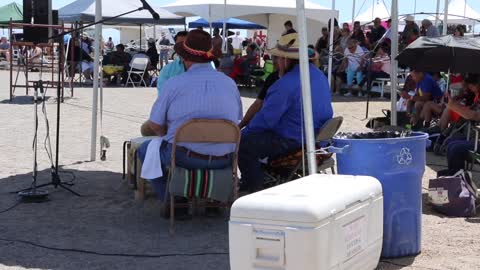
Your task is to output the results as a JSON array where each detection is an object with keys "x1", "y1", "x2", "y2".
[{"x1": 11, "y1": 0, "x2": 480, "y2": 23}]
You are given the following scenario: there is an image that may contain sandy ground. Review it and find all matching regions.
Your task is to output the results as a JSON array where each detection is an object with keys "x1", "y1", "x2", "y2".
[{"x1": 0, "y1": 70, "x2": 479, "y2": 270}]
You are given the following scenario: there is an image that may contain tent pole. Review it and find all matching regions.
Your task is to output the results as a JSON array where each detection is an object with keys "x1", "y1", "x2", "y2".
[
  {"x1": 327, "y1": 0, "x2": 336, "y2": 89},
  {"x1": 352, "y1": 0, "x2": 356, "y2": 26},
  {"x1": 390, "y1": 0, "x2": 398, "y2": 126},
  {"x1": 153, "y1": 25, "x2": 156, "y2": 41},
  {"x1": 223, "y1": 0, "x2": 227, "y2": 53},
  {"x1": 139, "y1": 24, "x2": 142, "y2": 50},
  {"x1": 435, "y1": 0, "x2": 441, "y2": 27},
  {"x1": 296, "y1": 0, "x2": 317, "y2": 175},
  {"x1": 90, "y1": 0, "x2": 102, "y2": 161},
  {"x1": 443, "y1": 0, "x2": 448, "y2": 35}
]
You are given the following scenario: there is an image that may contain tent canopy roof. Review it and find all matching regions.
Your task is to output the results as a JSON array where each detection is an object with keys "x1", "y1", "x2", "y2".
[
  {"x1": 188, "y1": 18, "x2": 267, "y2": 29},
  {"x1": 59, "y1": 0, "x2": 185, "y2": 25},
  {"x1": 0, "y1": 2, "x2": 23, "y2": 25},
  {"x1": 354, "y1": 0, "x2": 390, "y2": 24},
  {"x1": 163, "y1": 0, "x2": 337, "y2": 24},
  {"x1": 426, "y1": 0, "x2": 480, "y2": 25}
]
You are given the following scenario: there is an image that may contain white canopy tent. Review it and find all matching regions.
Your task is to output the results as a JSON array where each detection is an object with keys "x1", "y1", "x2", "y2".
[
  {"x1": 59, "y1": 0, "x2": 185, "y2": 25},
  {"x1": 354, "y1": 0, "x2": 391, "y2": 23},
  {"x1": 427, "y1": 0, "x2": 480, "y2": 26},
  {"x1": 163, "y1": 0, "x2": 338, "y2": 48}
]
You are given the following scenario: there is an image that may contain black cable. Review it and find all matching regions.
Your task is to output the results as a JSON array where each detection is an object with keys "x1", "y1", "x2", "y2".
[
  {"x1": 0, "y1": 238, "x2": 228, "y2": 258},
  {"x1": 0, "y1": 200, "x2": 22, "y2": 214}
]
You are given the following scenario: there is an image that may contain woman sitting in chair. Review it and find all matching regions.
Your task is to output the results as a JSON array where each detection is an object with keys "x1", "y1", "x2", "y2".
[{"x1": 444, "y1": 74, "x2": 480, "y2": 174}]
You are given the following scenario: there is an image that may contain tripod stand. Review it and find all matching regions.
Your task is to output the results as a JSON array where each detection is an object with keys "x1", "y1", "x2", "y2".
[
  {"x1": 13, "y1": 3, "x2": 159, "y2": 199},
  {"x1": 16, "y1": 78, "x2": 81, "y2": 198}
]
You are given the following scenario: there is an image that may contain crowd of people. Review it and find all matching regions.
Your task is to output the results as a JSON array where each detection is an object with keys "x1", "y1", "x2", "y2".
[{"x1": 127, "y1": 16, "x2": 480, "y2": 216}]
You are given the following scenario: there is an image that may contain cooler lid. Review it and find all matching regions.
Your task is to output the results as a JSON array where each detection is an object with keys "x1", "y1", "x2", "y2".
[{"x1": 231, "y1": 174, "x2": 382, "y2": 224}]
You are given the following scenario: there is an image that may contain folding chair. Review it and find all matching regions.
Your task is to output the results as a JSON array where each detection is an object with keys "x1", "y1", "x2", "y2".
[
  {"x1": 263, "y1": 116, "x2": 344, "y2": 187},
  {"x1": 165, "y1": 119, "x2": 240, "y2": 234},
  {"x1": 126, "y1": 54, "x2": 150, "y2": 87}
]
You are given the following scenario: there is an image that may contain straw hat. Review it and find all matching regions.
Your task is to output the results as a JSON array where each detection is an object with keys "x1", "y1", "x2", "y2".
[
  {"x1": 405, "y1": 15, "x2": 415, "y2": 22},
  {"x1": 174, "y1": 29, "x2": 216, "y2": 63},
  {"x1": 269, "y1": 33, "x2": 318, "y2": 60}
]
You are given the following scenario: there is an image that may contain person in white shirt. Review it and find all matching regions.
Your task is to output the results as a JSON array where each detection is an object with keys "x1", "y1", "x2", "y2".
[
  {"x1": 342, "y1": 39, "x2": 366, "y2": 97},
  {"x1": 232, "y1": 31, "x2": 243, "y2": 56}
]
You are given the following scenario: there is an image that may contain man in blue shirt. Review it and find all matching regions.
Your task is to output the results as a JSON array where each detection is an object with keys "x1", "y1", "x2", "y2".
[
  {"x1": 239, "y1": 33, "x2": 333, "y2": 192},
  {"x1": 137, "y1": 29, "x2": 242, "y2": 201},
  {"x1": 400, "y1": 70, "x2": 443, "y2": 128},
  {"x1": 140, "y1": 31, "x2": 188, "y2": 136}
]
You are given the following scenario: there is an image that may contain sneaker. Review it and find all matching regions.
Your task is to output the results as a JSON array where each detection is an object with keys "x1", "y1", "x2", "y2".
[{"x1": 344, "y1": 92, "x2": 353, "y2": 97}]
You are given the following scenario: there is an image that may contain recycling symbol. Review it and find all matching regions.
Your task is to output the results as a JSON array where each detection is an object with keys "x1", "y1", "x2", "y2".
[{"x1": 397, "y1": 148, "x2": 413, "y2": 165}]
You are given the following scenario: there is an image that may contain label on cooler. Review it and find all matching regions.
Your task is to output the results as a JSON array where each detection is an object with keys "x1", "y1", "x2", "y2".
[
  {"x1": 343, "y1": 216, "x2": 366, "y2": 258},
  {"x1": 428, "y1": 188, "x2": 449, "y2": 205}
]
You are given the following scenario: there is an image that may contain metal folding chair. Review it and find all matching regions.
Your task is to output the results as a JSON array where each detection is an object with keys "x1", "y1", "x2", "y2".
[
  {"x1": 165, "y1": 119, "x2": 240, "y2": 234},
  {"x1": 126, "y1": 54, "x2": 150, "y2": 87},
  {"x1": 263, "y1": 116, "x2": 344, "y2": 187}
]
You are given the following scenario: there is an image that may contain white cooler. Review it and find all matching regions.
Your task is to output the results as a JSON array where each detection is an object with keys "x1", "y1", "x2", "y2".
[{"x1": 229, "y1": 174, "x2": 383, "y2": 270}]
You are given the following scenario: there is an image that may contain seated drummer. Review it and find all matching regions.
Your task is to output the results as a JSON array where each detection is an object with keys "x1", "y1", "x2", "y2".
[
  {"x1": 137, "y1": 29, "x2": 243, "y2": 202},
  {"x1": 400, "y1": 70, "x2": 443, "y2": 129},
  {"x1": 238, "y1": 33, "x2": 333, "y2": 193}
]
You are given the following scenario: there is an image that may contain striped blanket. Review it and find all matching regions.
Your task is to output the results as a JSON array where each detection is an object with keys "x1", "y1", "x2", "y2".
[{"x1": 169, "y1": 167, "x2": 234, "y2": 203}]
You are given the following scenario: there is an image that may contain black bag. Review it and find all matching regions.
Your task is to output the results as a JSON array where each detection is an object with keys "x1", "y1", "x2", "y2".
[{"x1": 428, "y1": 170, "x2": 477, "y2": 217}]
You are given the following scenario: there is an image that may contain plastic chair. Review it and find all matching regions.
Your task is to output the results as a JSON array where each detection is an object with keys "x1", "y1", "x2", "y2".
[
  {"x1": 166, "y1": 119, "x2": 240, "y2": 234},
  {"x1": 263, "y1": 117, "x2": 344, "y2": 187},
  {"x1": 126, "y1": 54, "x2": 150, "y2": 87}
]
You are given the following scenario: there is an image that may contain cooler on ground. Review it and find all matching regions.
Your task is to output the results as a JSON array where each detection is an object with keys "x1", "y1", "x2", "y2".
[{"x1": 229, "y1": 174, "x2": 383, "y2": 270}]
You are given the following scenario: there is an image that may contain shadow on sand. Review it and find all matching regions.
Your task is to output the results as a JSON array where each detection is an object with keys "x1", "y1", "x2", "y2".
[{"x1": 0, "y1": 168, "x2": 230, "y2": 270}]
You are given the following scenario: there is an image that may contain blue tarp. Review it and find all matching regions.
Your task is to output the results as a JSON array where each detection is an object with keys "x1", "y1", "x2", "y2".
[{"x1": 188, "y1": 18, "x2": 266, "y2": 30}]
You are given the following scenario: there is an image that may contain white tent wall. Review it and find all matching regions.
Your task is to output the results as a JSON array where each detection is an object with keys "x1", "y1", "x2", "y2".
[
  {"x1": 119, "y1": 27, "x2": 146, "y2": 45},
  {"x1": 59, "y1": 0, "x2": 185, "y2": 25},
  {"x1": 262, "y1": 14, "x2": 326, "y2": 49},
  {"x1": 426, "y1": 0, "x2": 480, "y2": 26}
]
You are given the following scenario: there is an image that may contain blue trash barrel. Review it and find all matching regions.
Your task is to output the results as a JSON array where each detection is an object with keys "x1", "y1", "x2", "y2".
[{"x1": 333, "y1": 132, "x2": 428, "y2": 258}]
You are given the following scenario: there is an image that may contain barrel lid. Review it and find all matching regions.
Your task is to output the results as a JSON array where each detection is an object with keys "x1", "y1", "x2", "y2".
[{"x1": 231, "y1": 174, "x2": 382, "y2": 224}]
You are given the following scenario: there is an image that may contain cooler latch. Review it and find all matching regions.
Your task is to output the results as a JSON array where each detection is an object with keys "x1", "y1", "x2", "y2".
[{"x1": 252, "y1": 230, "x2": 285, "y2": 269}]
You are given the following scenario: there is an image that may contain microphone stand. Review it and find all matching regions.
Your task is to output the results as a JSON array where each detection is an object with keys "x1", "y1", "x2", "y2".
[{"x1": 14, "y1": 6, "x2": 153, "y2": 199}]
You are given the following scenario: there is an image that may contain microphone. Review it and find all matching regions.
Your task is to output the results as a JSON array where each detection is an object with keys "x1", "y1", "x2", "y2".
[{"x1": 139, "y1": 0, "x2": 160, "y2": 20}]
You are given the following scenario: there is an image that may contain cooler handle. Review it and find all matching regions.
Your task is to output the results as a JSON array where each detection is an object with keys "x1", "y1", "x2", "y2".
[{"x1": 252, "y1": 230, "x2": 285, "y2": 268}]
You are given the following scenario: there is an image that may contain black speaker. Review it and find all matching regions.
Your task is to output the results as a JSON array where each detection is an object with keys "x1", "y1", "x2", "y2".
[{"x1": 23, "y1": 0, "x2": 49, "y2": 43}]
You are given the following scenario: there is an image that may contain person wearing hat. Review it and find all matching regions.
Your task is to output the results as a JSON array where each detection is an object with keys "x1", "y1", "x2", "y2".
[
  {"x1": 137, "y1": 29, "x2": 242, "y2": 201},
  {"x1": 140, "y1": 31, "x2": 188, "y2": 136},
  {"x1": 443, "y1": 74, "x2": 480, "y2": 174},
  {"x1": 401, "y1": 15, "x2": 420, "y2": 48},
  {"x1": 238, "y1": 33, "x2": 333, "y2": 193}
]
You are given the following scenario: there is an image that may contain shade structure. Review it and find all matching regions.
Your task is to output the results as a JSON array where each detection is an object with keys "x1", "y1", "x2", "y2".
[
  {"x1": 426, "y1": 0, "x2": 480, "y2": 26},
  {"x1": 0, "y1": 2, "x2": 23, "y2": 25},
  {"x1": 354, "y1": 0, "x2": 390, "y2": 23},
  {"x1": 396, "y1": 36, "x2": 480, "y2": 73},
  {"x1": 59, "y1": 0, "x2": 185, "y2": 25},
  {"x1": 164, "y1": 0, "x2": 338, "y2": 48},
  {"x1": 188, "y1": 18, "x2": 266, "y2": 30}
]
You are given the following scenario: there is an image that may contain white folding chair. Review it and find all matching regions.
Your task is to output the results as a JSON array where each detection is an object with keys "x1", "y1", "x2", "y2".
[{"x1": 126, "y1": 54, "x2": 150, "y2": 87}]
